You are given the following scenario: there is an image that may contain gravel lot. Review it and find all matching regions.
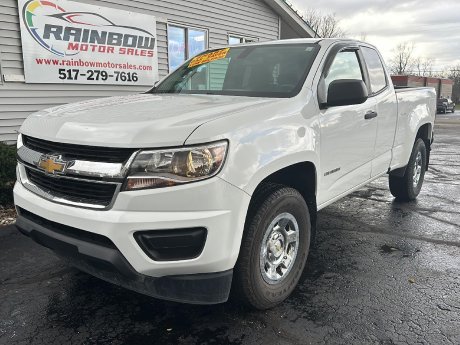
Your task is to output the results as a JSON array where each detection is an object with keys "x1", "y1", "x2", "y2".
[
  {"x1": 0, "y1": 206, "x2": 15, "y2": 226},
  {"x1": 1, "y1": 114, "x2": 459, "y2": 345}
]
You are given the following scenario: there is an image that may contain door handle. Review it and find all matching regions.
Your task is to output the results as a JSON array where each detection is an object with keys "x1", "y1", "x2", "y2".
[{"x1": 364, "y1": 111, "x2": 378, "y2": 120}]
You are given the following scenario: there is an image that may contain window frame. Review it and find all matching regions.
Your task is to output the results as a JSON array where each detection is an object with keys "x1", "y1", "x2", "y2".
[
  {"x1": 167, "y1": 22, "x2": 209, "y2": 72},
  {"x1": 318, "y1": 43, "x2": 370, "y2": 107},
  {"x1": 227, "y1": 33, "x2": 259, "y2": 45},
  {"x1": 323, "y1": 50, "x2": 365, "y2": 91},
  {"x1": 360, "y1": 46, "x2": 389, "y2": 97}
]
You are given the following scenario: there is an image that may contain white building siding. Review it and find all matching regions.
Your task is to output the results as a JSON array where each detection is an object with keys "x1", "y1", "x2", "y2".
[{"x1": 0, "y1": 0, "x2": 280, "y2": 143}]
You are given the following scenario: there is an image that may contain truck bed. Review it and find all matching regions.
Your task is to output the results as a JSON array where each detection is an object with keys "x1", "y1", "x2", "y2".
[{"x1": 394, "y1": 86, "x2": 434, "y2": 92}]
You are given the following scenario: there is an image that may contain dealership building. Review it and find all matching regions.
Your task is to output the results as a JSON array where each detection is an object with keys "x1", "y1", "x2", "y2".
[{"x1": 0, "y1": 0, "x2": 315, "y2": 143}]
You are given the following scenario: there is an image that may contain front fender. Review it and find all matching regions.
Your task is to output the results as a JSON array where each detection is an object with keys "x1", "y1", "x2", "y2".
[
  {"x1": 228, "y1": 150, "x2": 319, "y2": 195},
  {"x1": 184, "y1": 96, "x2": 320, "y2": 195}
]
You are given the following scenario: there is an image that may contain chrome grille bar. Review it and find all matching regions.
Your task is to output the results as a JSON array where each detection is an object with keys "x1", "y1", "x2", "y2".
[
  {"x1": 16, "y1": 134, "x2": 139, "y2": 209},
  {"x1": 17, "y1": 138, "x2": 138, "y2": 179}
]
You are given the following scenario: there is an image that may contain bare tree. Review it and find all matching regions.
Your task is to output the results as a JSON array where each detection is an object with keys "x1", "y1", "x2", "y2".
[
  {"x1": 303, "y1": 9, "x2": 346, "y2": 38},
  {"x1": 447, "y1": 65, "x2": 460, "y2": 80},
  {"x1": 389, "y1": 42, "x2": 415, "y2": 75},
  {"x1": 414, "y1": 57, "x2": 434, "y2": 77},
  {"x1": 447, "y1": 65, "x2": 460, "y2": 102},
  {"x1": 358, "y1": 33, "x2": 368, "y2": 42}
]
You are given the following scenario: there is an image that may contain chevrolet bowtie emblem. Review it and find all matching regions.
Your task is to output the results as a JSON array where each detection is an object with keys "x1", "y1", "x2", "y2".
[{"x1": 37, "y1": 155, "x2": 67, "y2": 174}]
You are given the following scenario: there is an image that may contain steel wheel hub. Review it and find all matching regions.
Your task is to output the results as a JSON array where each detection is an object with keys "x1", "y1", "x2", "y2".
[
  {"x1": 260, "y1": 213, "x2": 299, "y2": 285},
  {"x1": 413, "y1": 151, "x2": 423, "y2": 187}
]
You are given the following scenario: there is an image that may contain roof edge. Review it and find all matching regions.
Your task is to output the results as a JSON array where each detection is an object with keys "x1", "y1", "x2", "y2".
[{"x1": 263, "y1": 0, "x2": 317, "y2": 38}]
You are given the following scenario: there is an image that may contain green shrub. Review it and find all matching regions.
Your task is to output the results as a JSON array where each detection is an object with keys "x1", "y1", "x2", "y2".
[{"x1": 0, "y1": 142, "x2": 16, "y2": 206}]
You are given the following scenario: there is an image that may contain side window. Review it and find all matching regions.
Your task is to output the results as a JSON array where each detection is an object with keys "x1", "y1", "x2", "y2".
[
  {"x1": 324, "y1": 51, "x2": 363, "y2": 90},
  {"x1": 361, "y1": 47, "x2": 387, "y2": 94}
]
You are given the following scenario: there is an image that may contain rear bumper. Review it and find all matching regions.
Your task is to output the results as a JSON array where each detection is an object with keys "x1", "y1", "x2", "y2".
[
  {"x1": 437, "y1": 105, "x2": 450, "y2": 112},
  {"x1": 16, "y1": 212, "x2": 233, "y2": 304}
]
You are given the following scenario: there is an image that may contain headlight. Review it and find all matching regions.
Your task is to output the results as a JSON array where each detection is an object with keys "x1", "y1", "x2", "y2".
[{"x1": 123, "y1": 141, "x2": 228, "y2": 191}]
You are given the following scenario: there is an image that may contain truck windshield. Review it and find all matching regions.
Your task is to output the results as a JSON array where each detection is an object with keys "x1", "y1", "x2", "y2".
[{"x1": 151, "y1": 43, "x2": 320, "y2": 98}]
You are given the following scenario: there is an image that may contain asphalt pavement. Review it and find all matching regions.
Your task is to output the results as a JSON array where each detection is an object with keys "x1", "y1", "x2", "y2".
[{"x1": 1, "y1": 114, "x2": 459, "y2": 345}]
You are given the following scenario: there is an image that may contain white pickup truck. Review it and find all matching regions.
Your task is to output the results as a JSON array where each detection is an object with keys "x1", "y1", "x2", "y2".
[{"x1": 14, "y1": 39, "x2": 436, "y2": 309}]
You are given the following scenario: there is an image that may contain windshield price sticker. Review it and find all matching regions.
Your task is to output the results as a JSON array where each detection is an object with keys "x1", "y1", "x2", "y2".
[{"x1": 188, "y1": 48, "x2": 230, "y2": 68}]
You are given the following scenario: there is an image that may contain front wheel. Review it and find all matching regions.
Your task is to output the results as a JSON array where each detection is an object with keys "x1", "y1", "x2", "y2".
[
  {"x1": 233, "y1": 184, "x2": 311, "y2": 310},
  {"x1": 389, "y1": 138, "x2": 427, "y2": 201}
]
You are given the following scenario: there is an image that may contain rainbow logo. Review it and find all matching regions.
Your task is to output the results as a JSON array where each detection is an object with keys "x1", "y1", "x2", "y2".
[
  {"x1": 22, "y1": 0, "x2": 156, "y2": 57},
  {"x1": 23, "y1": 0, "x2": 70, "y2": 57}
]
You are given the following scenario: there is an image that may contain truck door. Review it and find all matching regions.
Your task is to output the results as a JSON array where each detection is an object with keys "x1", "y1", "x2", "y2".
[
  {"x1": 318, "y1": 47, "x2": 378, "y2": 205},
  {"x1": 360, "y1": 46, "x2": 398, "y2": 177}
]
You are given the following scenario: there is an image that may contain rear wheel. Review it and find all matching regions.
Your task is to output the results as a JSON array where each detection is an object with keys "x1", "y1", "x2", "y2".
[
  {"x1": 233, "y1": 184, "x2": 311, "y2": 310},
  {"x1": 389, "y1": 138, "x2": 427, "y2": 201}
]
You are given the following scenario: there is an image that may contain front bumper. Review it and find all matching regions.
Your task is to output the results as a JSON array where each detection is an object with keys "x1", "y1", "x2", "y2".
[
  {"x1": 16, "y1": 211, "x2": 233, "y2": 304},
  {"x1": 14, "y1": 176, "x2": 251, "y2": 303}
]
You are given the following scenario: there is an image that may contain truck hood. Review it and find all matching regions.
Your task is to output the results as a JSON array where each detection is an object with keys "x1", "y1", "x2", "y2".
[{"x1": 20, "y1": 93, "x2": 278, "y2": 147}]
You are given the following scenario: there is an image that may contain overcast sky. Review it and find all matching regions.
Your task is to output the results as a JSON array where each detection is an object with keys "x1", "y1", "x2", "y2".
[{"x1": 291, "y1": 0, "x2": 460, "y2": 71}]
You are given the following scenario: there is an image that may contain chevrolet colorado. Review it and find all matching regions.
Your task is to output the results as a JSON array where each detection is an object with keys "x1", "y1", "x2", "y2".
[{"x1": 14, "y1": 39, "x2": 436, "y2": 309}]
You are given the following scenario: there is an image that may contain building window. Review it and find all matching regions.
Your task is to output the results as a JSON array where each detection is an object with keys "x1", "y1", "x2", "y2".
[
  {"x1": 168, "y1": 25, "x2": 207, "y2": 71},
  {"x1": 228, "y1": 35, "x2": 258, "y2": 45}
]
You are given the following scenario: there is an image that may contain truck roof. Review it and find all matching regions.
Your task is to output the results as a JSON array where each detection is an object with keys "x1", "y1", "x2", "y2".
[{"x1": 216, "y1": 38, "x2": 373, "y2": 49}]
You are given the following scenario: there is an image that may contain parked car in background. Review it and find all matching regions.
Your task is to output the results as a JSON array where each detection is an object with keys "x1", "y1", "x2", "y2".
[
  {"x1": 14, "y1": 39, "x2": 436, "y2": 310},
  {"x1": 437, "y1": 97, "x2": 455, "y2": 113}
]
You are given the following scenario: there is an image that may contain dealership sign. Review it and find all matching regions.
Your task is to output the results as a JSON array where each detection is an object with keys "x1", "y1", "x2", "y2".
[{"x1": 18, "y1": 0, "x2": 159, "y2": 85}]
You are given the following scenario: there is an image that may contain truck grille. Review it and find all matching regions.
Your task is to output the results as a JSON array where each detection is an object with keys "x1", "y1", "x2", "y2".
[
  {"x1": 26, "y1": 167, "x2": 117, "y2": 207},
  {"x1": 23, "y1": 135, "x2": 135, "y2": 163}
]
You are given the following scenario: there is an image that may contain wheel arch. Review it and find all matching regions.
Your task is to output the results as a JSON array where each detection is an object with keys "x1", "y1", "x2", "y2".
[
  {"x1": 246, "y1": 161, "x2": 318, "y2": 242},
  {"x1": 390, "y1": 121, "x2": 433, "y2": 177},
  {"x1": 416, "y1": 122, "x2": 433, "y2": 170}
]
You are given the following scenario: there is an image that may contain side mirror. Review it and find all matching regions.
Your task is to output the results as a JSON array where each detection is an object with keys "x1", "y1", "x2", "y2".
[{"x1": 326, "y1": 79, "x2": 368, "y2": 107}]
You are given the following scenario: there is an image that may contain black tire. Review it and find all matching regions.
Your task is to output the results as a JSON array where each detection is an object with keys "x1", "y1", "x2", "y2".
[
  {"x1": 233, "y1": 183, "x2": 311, "y2": 310},
  {"x1": 389, "y1": 138, "x2": 427, "y2": 201}
]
